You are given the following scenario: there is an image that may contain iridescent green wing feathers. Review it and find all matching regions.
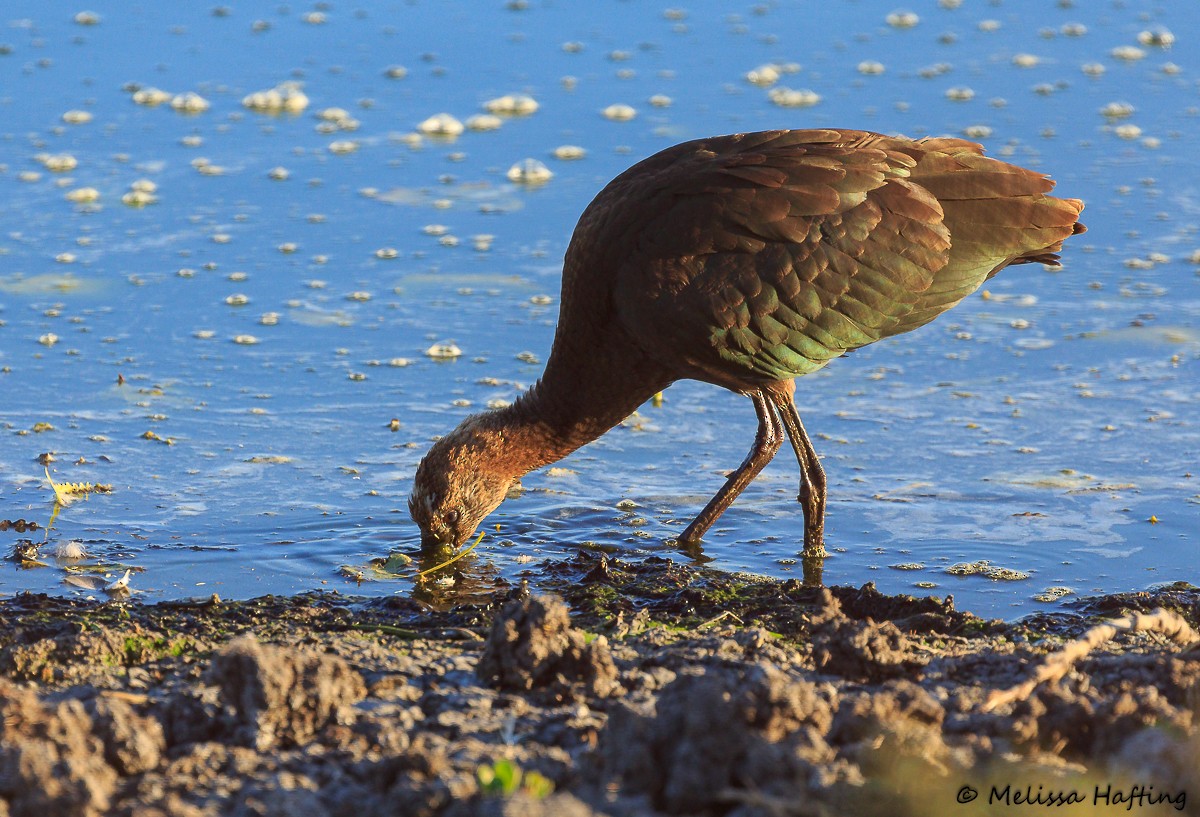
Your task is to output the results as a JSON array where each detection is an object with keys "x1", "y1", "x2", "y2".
[{"x1": 606, "y1": 129, "x2": 1083, "y2": 384}]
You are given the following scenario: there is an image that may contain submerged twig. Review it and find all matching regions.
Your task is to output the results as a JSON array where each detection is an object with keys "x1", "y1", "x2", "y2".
[{"x1": 983, "y1": 607, "x2": 1200, "y2": 712}]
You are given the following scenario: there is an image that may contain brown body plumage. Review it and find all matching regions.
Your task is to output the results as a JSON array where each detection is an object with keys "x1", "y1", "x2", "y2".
[{"x1": 409, "y1": 129, "x2": 1085, "y2": 555}]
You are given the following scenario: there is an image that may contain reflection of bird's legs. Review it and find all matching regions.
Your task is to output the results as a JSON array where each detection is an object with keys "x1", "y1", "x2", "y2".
[
  {"x1": 768, "y1": 390, "x2": 828, "y2": 559},
  {"x1": 678, "y1": 390, "x2": 782, "y2": 547}
]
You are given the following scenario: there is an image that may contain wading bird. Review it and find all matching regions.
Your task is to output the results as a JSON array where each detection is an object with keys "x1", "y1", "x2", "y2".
[{"x1": 409, "y1": 129, "x2": 1085, "y2": 557}]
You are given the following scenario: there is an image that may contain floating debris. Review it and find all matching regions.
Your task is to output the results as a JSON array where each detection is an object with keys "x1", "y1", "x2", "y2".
[
  {"x1": 745, "y1": 64, "x2": 780, "y2": 87},
  {"x1": 121, "y1": 178, "x2": 159, "y2": 206},
  {"x1": 1110, "y1": 45, "x2": 1146, "y2": 61},
  {"x1": 506, "y1": 159, "x2": 553, "y2": 184},
  {"x1": 648, "y1": 94, "x2": 672, "y2": 108},
  {"x1": 946, "y1": 561, "x2": 1030, "y2": 581},
  {"x1": 885, "y1": 10, "x2": 919, "y2": 28},
  {"x1": 62, "y1": 109, "x2": 92, "y2": 124},
  {"x1": 1100, "y1": 101, "x2": 1135, "y2": 119},
  {"x1": 105, "y1": 569, "x2": 132, "y2": 593},
  {"x1": 74, "y1": 10, "x2": 101, "y2": 25},
  {"x1": 36, "y1": 153, "x2": 78, "y2": 172},
  {"x1": 425, "y1": 342, "x2": 462, "y2": 359},
  {"x1": 466, "y1": 114, "x2": 502, "y2": 131},
  {"x1": 38, "y1": 333, "x2": 59, "y2": 347},
  {"x1": 52, "y1": 540, "x2": 87, "y2": 560},
  {"x1": 328, "y1": 140, "x2": 359, "y2": 154},
  {"x1": 857, "y1": 61, "x2": 885, "y2": 75},
  {"x1": 232, "y1": 334, "x2": 259, "y2": 345},
  {"x1": 385, "y1": 65, "x2": 408, "y2": 79},
  {"x1": 170, "y1": 92, "x2": 210, "y2": 113},
  {"x1": 601, "y1": 103, "x2": 637, "y2": 121},
  {"x1": 65, "y1": 187, "x2": 100, "y2": 203},
  {"x1": 242, "y1": 82, "x2": 309, "y2": 114},
  {"x1": 418, "y1": 113, "x2": 464, "y2": 136},
  {"x1": 45, "y1": 467, "x2": 113, "y2": 505},
  {"x1": 945, "y1": 87, "x2": 975, "y2": 101},
  {"x1": 132, "y1": 86, "x2": 172, "y2": 106},
  {"x1": 767, "y1": 88, "x2": 820, "y2": 108},
  {"x1": 1137, "y1": 28, "x2": 1174, "y2": 48},
  {"x1": 553, "y1": 145, "x2": 586, "y2": 160},
  {"x1": 1033, "y1": 586, "x2": 1076, "y2": 603},
  {"x1": 484, "y1": 94, "x2": 538, "y2": 115},
  {"x1": 0, "y1": 519, "x2": 40, "y2": 533}
]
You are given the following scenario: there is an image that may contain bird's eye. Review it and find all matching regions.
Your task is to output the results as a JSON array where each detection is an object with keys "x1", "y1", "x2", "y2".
[{"x1": 445, "y1": 509, "x2": 461, "y2": 525}]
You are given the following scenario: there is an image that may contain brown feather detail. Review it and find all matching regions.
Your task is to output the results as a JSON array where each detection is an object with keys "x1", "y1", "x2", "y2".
[
  {"x1": 946, "y1": 197, "x2": 1083, "y2": 228},
  {"x1": 915, "y1": 170, "x2": 1054, "y2": 200}
]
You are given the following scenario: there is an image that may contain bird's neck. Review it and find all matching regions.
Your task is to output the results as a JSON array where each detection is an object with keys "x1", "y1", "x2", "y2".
[{"x1": 472, "y1": 330, "x2": 672, "y2": 480}]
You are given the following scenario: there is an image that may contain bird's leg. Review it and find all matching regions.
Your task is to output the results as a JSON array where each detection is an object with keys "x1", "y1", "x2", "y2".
[
  {"x1": 677, "y1": 390, "x2": 783, "y2": 548},
  {"x1": 768, "y1": 392, "x2": 828, "y2": 559}
]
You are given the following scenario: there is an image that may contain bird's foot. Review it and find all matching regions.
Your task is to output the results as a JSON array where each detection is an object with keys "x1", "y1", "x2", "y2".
[
  {"x1": 801, "y1": 527, "x2": 827, "y2": 560},
  {"x1": 672, "y1": 530, "x2": 710, "y2": 561}
]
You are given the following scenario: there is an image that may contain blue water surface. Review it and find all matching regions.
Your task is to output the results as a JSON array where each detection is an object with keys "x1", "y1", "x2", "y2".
[{"x1": 0, "y1": 0, "x2": 1196, "y2": 615}]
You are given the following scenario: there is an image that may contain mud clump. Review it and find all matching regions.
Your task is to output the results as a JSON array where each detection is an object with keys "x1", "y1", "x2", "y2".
[
  {"x1": 477, "y1": 594, "x2": 617, "y2": 698},
  {"x1": 87, "y1": 694, "x2": 166, "y2": 775},
  {"x1": 0, "y1": 681, "x2": 118, "y2": 817},
  {"x1": 601, "y1": 662, "x2": 838, "y2": 813},
  {"x1": 810, "y1": 588, "x2": 921, "y2": 681},
  {"x1": 0, "y1": 562, "x2": 1196, "y2": 816},
  {"x1": 207, "y1": 634, "x2": 366, "y2": 750},
  {"x1": 0, "y1": 624, "x2": 128, "y2": 684}
]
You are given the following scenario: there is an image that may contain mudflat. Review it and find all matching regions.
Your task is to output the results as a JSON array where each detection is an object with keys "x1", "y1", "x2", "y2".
[{"x1": 1, "y1": 552, "x2": 1196, "y2": 817}]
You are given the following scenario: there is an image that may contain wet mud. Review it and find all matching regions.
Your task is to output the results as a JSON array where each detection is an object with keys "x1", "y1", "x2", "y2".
[{"x1": 1, "y1": 552, "x2": 1197, "y2": 816}]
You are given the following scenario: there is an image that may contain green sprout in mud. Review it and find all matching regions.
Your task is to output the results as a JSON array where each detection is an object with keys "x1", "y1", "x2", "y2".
[{"x1": 476, "y1": 759, "x2": 554, "y2": 799}]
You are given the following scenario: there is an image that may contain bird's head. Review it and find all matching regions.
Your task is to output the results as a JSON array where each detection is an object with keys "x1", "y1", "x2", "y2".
[{"x1": 409, "y1": 420, "x2": 512, "y2": 552}]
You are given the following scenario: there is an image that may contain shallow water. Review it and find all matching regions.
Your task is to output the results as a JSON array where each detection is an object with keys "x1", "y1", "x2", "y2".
[{"x1": 0, "y1": 0, "x2": 1196, "y2": 616}]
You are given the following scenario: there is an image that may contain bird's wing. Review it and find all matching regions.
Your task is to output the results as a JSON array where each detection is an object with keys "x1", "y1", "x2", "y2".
[
  {"x1": 895, "y1": 135, "x2": 1085, "y2": 330},
  {"x1": 609, "y1": 130, "x2": 954, "y2": 384}
]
